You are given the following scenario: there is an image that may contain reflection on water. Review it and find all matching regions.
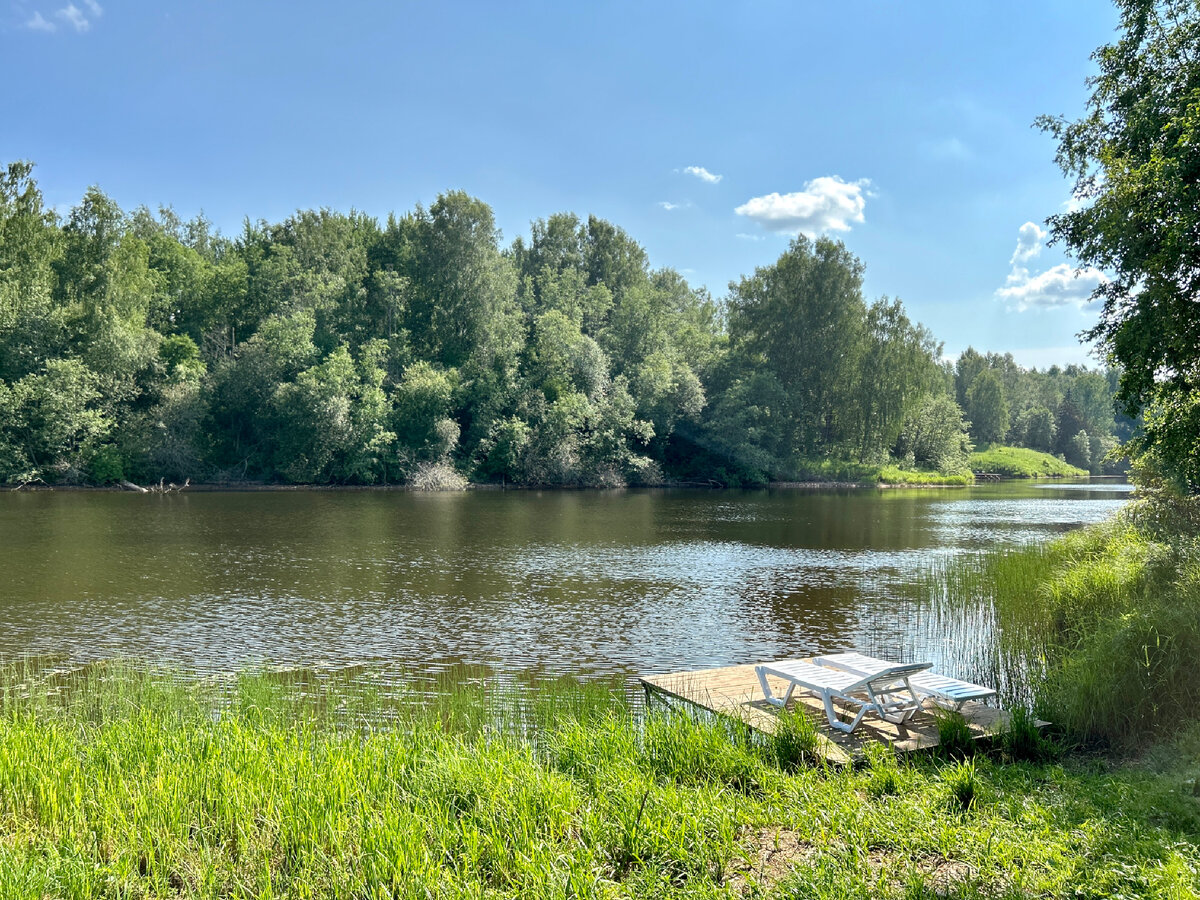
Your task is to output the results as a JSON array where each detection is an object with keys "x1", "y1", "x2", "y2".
[{"x1": 0, "y1": 481, "x2": 1129, "y2": 685}]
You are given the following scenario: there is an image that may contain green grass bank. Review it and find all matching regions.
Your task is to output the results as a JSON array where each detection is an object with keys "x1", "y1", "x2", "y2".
[
  {"x1": 787, "y1": 458, "x2": 974, "y2": 486},
  {"x1": 968, "y1": 445, "x2": 1087, "y2": 478},
  {"x1": 0, "y1": 662, "x2": 1197, "y2": 899}
]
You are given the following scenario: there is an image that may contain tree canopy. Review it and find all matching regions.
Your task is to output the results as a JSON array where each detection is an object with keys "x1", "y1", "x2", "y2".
[
  {"x1": 1039, "y1": 0, "x2": 1200, "y2": 490},
  {"x1": 0, "y1": 161, "x2": 1129, "y2": 487}
]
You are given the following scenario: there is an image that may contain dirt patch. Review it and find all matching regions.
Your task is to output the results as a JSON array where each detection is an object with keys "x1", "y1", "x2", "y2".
[
  {"x1": 916, "y1": 853, "x2": 977, "y2": 896},
  {"x1": 724, "y1": 827, "x2": 818, "y2": 894}
]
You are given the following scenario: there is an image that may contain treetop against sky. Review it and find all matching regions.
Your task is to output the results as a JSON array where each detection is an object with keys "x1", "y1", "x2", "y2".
[{"x1": 3, "y1": 0, "x2": 1118, "y2": 366}]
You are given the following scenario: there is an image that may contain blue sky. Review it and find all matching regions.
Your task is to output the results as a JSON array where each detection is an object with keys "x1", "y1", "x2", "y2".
[{"x1": 3, "y1": 1, "x2": 1118, "y2": 367}]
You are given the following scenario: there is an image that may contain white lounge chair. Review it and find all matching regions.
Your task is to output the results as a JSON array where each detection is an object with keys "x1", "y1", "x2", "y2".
[
  {"x1": 755, "y1": 659, "x2": 932, "y2": 733},
  {"x1": 812, "y1": 652, "x2": 998, "y2": 710}
]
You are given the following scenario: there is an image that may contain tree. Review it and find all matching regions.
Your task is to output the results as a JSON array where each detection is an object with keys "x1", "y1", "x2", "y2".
[
  {"x1": 726, "y1": 236, "x2": 866, "y2": 457},
  {"x1": 853, "y1": 298, "x2": 942, "y2": 462},
  {"x1": 893, "y1": 394, "x2": 972, "y2": 473},
  {"x1": 1017, "y1": 406, "x2": 1056, "y2": 453},
  {"x1": 965, "y1": 369, "x2": 1009, "y2": 445},
  {"x1": 1039, "y1": 0, "x2": 1200, "y2": 489}
]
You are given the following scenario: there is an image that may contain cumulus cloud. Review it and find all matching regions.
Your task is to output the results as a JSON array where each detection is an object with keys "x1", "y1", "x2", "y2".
[
  {"x1": 682, "y1": 165, "x2": 722, "y2": 184},
  {"x1": 734, "y1": 176, "x2": 871, "y2": 236},
  {"x1": 657, "y1": 201, "x2": 683, "y2": 211},
  {"x1": 25, "y1": 10, "x2": 56, "y2": 30},
  {"x1": 27, "y1": 1, "x2": 102, "y2": 33},
  {"x1": 996, "y1": 221, "x2": 1106, "y2": 310},
  {"x1": 1010, "y1": 221, "x2": 1045, "y2": 265},
  {"x1": 997, "y1": 264, "x2": 1107, "y2": 310}
]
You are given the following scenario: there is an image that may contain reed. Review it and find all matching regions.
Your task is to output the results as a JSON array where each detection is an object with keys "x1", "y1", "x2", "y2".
[{"x1": 912, "y1": 514, "x2": 1200, "y2": 749}]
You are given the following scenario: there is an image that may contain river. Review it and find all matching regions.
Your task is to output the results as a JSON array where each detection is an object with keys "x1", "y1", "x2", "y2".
[{"x1": 0, "y1": 480, "x2": 1130, "y2": 683}]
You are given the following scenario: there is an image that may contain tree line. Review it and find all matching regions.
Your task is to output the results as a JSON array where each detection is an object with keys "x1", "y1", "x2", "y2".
[{"x1": 0, "y1": 161, "x2": 1129, "y2": 487}]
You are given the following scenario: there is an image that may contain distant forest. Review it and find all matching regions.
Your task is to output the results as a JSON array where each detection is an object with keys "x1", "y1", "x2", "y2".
[{"x1": 0, "y1": 161, "x2": 1131, "y2": 488}]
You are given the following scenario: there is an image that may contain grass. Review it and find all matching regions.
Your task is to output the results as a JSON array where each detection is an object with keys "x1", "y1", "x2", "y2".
[
  {"x1": 787, "y1": 458, "x2": 974, "y2": 486},
  {"x1": 0, "y1": 661, "x2": 1197, "y2": 898},
  {"x1": 969, "y1": 444, "x2": 1087, "y2": 478}
]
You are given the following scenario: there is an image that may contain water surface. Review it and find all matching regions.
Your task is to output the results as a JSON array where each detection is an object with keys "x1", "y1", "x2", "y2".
[{"x1": 0, "y1": 481, "x2": 1130, "y2": 680}]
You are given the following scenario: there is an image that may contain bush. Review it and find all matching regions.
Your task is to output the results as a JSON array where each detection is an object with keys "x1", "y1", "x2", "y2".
[
  {"x1": 87, "y1": 444, "x2": 126, "y2": 484},
  {"x1": 408, "y1": 461, "x2": 468, "y2": 491}
]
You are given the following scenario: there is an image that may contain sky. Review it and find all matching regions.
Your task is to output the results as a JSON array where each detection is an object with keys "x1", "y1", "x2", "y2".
[{"x1": 2, "y1": 1, "x2": 1120, "y2": 368}]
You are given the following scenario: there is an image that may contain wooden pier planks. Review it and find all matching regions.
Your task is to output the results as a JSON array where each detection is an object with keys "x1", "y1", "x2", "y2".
[{"x1": 639, "y1": 662, "x2": 1022, "y2": 765}]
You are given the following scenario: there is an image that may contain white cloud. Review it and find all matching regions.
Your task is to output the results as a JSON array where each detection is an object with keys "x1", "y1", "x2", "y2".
[
  {"x1": 1061, "y1": 194, "x2": 1088, "y2": 214},
  {"x1": 734, "y1": 176, "x2": 871, "y2": 236},
  {"x1": 57, "y1": 3, "x2": 91, "y2": 31},
  {"x1": 1010, "y1": 221, "x2": 1045, "y2": 265},
  {"x1": 996, "y1": 221, "x2": 1106, "y2": 310},
  {"x1": 83, "y1": 0, "x2": 103, "y2": 16},
  {"x1": 657, "y1": 201, "x2": 683, "y2": 211},
  {"x1": 997, "y1": 263, "x2": 1107, "y2": 310},
  {"x1": 25, "y1": 11, "x2": 56, "y2": 30},
  {"x1": 682, "y1": 165, "x2": 722, "y2": 184}
]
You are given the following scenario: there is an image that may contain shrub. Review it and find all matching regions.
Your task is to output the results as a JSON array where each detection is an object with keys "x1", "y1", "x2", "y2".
[{"x1": 408, "y1": 461, "x2": 468, "y2": 491}]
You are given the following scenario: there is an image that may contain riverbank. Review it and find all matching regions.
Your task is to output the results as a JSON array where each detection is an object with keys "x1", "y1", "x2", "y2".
[
  {"x1": 0, "y1": 662, "x2": 1195, "y2": 899},
  {"x1": 2, "y1": 473, "x2": 977, "y2": 492}
]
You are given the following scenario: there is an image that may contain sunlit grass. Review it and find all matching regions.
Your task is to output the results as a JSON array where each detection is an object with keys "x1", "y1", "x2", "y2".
[
  {"x1": 0, "y1": 662, "x2": 1196, "y2": 898},
  {"x1": 969, "y1": 445, "x2": 1087, "y2": 478}
]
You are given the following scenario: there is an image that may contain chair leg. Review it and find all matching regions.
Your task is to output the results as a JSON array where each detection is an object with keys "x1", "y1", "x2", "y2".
[{"x1": 756, "y1": 667, "x2": 781, "y2": 707}]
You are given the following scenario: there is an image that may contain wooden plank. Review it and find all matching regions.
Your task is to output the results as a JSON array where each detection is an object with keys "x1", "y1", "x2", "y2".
[{"x1": 639, "y1": 660, "x2": 1035, "y2": 763}]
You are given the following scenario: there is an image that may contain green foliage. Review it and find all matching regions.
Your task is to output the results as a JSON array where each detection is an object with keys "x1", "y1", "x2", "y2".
[
  {"x1": 87, "y1": 444, "x2": 125, "y2": 484},
  {"x1": 968, "y1": 445, "x2": 1087, "y2": 478},
  {"x1": 1039, "y1": 0, "x2": 1200, "y2": 491},
  {"x1": 1001, "y1": 707, "x2": 1058, "y2": 763},
  {"x1": 0, "y1": 161, "x2": 1132, "y2": 487},
  {"x1": 965, "y1": 369, "x2": 1009, "y2": 445},
  {"x1": 893, "y1": 393, "x2": 973, "y2": 473},
  {"x1": 767, "y1": 705, "x2": 820, "y2": 770},
  {"x1": 920, "y1": 513, "x2": 1200, "y2": 749}
]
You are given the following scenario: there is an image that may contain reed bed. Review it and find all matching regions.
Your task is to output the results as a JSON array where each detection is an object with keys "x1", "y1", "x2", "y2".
[
  {"x1": 0, "y1": 660, "x2": 1196, "y2": 898},
  {"x1": 911, "y1": 513, "x2": 1200, "y2": 749}
]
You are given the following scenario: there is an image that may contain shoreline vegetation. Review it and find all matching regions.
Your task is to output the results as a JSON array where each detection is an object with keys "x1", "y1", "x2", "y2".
[
  {"x1": 1, "y1": 162, "x2": 1129, "y2": 492},
  {"x1": 4, "y1": 445, "x2": 1090, "y2": 491}
]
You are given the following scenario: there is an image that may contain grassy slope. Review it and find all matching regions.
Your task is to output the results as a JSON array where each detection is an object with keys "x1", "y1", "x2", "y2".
[
  {"x1": 0, "y1": 666, "x2": 1196, "y2": 899},
  {"x1": 969, "y1": 445, "x2": 1087, "y2": 477},
  {"x1": 792, "y1": 458, "x2": 973, "y2": 486}
]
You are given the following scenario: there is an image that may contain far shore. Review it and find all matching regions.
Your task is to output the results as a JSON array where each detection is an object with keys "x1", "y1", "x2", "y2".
[{"x1": 0, "y1": 474, "x2": 1103, "y2": 494}]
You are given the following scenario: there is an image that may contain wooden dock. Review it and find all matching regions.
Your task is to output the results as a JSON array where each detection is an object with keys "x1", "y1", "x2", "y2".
[{"x1": 640, "y1": 662, "x2": 1019, "y2": 765}]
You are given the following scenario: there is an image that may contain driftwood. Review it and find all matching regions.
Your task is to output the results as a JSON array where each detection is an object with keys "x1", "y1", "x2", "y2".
[{"x1": 120, "y1": 478, "x2": 190, "y2": 493}]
